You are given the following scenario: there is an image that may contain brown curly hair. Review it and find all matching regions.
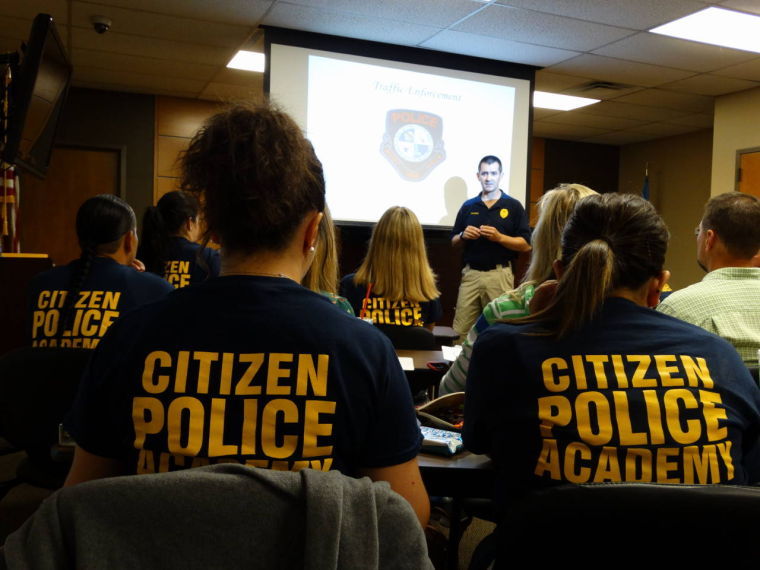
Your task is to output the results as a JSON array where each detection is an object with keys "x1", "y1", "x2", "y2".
[{"x1": 180, "y1": 103, "x2": 325, "y2": 253}]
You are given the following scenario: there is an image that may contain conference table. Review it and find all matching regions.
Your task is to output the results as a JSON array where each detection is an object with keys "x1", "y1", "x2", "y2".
[
  {"x1": 432, "y1": 325, "x2": 459, "y2": 346},
  {"x1": 396, "y1": 348, "x2": 444, "y2": 368},
  {"x1": 395, "y1": 346, "x2": 496, "y2": 567}
]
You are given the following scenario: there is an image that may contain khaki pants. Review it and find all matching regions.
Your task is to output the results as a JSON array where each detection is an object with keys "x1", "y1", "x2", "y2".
[{"x1": 452, "y1": 264, "x2": 514, "y2": 336}]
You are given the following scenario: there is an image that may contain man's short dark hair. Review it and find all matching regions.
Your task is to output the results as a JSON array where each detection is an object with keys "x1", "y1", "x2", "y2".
[
  {"x1": 478, "y1": 155, "x2": 502, "y2": 172},
  {"x1": 702, "y1": 192, "x2": 760, "y2": 259}
]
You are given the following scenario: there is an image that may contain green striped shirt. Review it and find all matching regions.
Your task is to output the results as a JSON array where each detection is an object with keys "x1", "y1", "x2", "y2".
[{"x1": 439, "y1": 282, "x2": 535, "y2": 395}]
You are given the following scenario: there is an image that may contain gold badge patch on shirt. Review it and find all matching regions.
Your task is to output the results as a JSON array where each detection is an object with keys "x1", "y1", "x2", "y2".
[{"x1": 500, "y1": 208, "x2": 509, "y2": 219}]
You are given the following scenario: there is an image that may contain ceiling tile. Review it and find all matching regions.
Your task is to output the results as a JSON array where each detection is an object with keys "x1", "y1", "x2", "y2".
[
  {"x1": 613, "y1": 88, "x2": 715, "y2": 113},
  {"x1": 532, "y1": 122, "x2": 608, "y2": 139},
  {"x1": 720, "y1": 0, "x2": 760, "y2": 16},
  {"x1": 493, "y1": 0, "x2": 706, "y2": 30},
  {"x1": 210, "y1": 68, "x2": 264, "y2": 87},
  {"x1": 73, "y1": 65, "x2": 208, "y2": 94},
  {"x1": 421, "y1": 31, "x2": 578, "y2": 66},
  {"x1": 453, "y1": 4, "x2": 634, "y2": 51},
  {"x1": 71, "y1": 3, "x2": 252, "y2": 48},
  {"x1": 71, "y1": 28, "x2": 234, "y2": 66},
  {"x1": 2, "y1": 0, "x2": 69, "y2": 23},
  {"x1": 659, "y1": 74, "x2": 760, "y2": 96},
  {"x1": 538, "y1": 112, "x2": 644, "y2": 130},
  {"x1": 547, "y1": 54, "x2": 696, "y2": 87},
  {"x1": 263, "y1": 2, "x2": 441, "y2": 46},
  {"x1": 71, "y1": 48, "x2": 220, "y2": 81},
  {"x1": 532, "y1": 108, "x2": 563, "y2": 120},
  {"x1": 666, "y1": 113, "x2": 714, "y2": 128},
  {"x1": 199, "y1": 82, "x2": 266, "y2": 103},
  {"x1": 713, "y1": 58, "x2": 760, "y2": 81},
  {"x1": 0, "y1": 15, "x2": 37, "y2": 51},
  {"x1": 560, "y1": 83, "x2": 644, "y2": 101},
  {"x1": 286, "y1": 0, "x2": 482, "y2": 28},
  {"x1": 74, "y1": 80, "x2": 199, "y2": 99},
  {"x1": 78, "y1": 0, "x2": 274, "y2": 26},
  {"x1": 576, "y1": 100, "x2": 692, "y2": 121},
  {"x1": 580, "y1": 131, "x2": 661, "y2": 145},
  {"x1": 534, "y1": 70, "x2": 592, "y2": 92},
  {"x1": 592, "y1": 32, "x2": 756, "y2": 72},
  {"x1": 627, "y1": 122, "x2": 701, "y2": 136}
]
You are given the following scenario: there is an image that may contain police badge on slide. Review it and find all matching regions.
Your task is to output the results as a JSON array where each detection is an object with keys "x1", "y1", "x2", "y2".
[{"x1": 380, "y1": 109, "x2": 446, "y2": 181}]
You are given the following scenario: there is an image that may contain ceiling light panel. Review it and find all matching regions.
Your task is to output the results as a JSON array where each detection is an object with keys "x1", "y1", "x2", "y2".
[
  {"x1": 533, "y1": 91, "x2": 600, "y2": 111},
  {"x1": 651, "y1": 7, "x2": 760, "y2": 54},
  {"x1": 227, "y1": 50, "x2": 265, "y2": 72}
]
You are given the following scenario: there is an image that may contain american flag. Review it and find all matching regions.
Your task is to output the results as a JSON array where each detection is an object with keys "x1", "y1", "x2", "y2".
[{"x1": 1, "y1": 164, "x2": 20, "y2": 253}]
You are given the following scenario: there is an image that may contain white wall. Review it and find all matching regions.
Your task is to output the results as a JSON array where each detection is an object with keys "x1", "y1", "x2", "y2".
[{"x1": 712, "y1": 86, "x2": 760, "y2": 196}]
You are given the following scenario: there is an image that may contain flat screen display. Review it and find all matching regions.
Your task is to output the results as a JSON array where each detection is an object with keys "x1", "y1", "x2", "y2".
[{"x1": 2, "y1": 13, "x2": 72, "y2": 179}]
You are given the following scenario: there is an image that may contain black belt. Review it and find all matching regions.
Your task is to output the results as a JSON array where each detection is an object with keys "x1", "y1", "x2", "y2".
[{"x1": 467, "y1": 262, "x2": 510, "y2": 271}]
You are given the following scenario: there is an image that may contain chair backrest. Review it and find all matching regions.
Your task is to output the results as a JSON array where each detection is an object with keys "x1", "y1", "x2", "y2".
[
  {"x1": 488, "y1": 482, "x2": 760, "y2": 565},
  {"x1": 2, "y1": 465, "x2": 433, "y2": 570},
  {"x1": 377, "y1": 325, "x2": 437, "y2": 350},
  {"x1": 0, "y1": 347, "x2": 91, "y2": 449}
]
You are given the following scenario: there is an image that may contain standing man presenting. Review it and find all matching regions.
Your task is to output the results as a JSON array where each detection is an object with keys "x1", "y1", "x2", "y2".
[{"x1": 451, "y1": 155, "x2": 531, "y2": 337}]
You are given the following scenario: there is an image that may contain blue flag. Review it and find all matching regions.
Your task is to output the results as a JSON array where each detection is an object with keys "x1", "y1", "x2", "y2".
[{"x1": 641, "y1": 174, "x2": 650, "y2": 201}]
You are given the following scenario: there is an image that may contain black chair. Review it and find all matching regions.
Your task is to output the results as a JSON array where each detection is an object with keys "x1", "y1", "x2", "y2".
[
  {"x1": 0, "y1": 347, "x2": 91, "y2": 488},
  {"x1": 748, "y1": 365, "x2": 759, "y2": 386},
  {"x1": 470, "y1": 482, "x2": 760, "y2": 568},
  {"x1": 376, "y1": 324, "x2": 438, "y2": 350}
]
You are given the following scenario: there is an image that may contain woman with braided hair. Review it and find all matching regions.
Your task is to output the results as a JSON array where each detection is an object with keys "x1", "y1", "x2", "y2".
[
  {"x1": 28, "y1": 194, "x2": 173, "y2": 349},
  {"x1": 464, "y1": 193, "x2": 760, "y2": 522},
  {"x1": 138, "y1": 190, "x2": 220, "y2": 288}
]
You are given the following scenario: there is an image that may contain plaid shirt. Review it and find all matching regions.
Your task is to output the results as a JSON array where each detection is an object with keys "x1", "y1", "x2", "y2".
[{"x1": 657, "y1": 267, "x2": 760, "y2": 366}]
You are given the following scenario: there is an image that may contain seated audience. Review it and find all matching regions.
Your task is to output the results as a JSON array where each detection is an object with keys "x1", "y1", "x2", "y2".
[
  {"x1": 138, "y1": 189, "x2": 220, "y2": 288},
  {"x1": 657, "y1": 192, "x2": 760, "y2": 366},
  {"x1": 440, "y1": 183, "x2": 596, "y2": 395},
  {"x1": 340, "y1": 206, "x2": 442, "y2": 330},
  {"x1": 63, "y1": 104, "x2": 429, "y2": 525},
  {"x1": 301, "y1": 206, "x2": 353, "y2": 314},
  {"x1": 464, "y1": 193, "x2": 760, "y2": 501},
  {"x1": 28, "y1": 195, "x2": 172, "y2": 349}
]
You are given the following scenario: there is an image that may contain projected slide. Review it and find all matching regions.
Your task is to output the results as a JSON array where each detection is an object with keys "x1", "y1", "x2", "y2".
[{"x1": 269, "y1": 43, "x2": 531, "y2": 228}]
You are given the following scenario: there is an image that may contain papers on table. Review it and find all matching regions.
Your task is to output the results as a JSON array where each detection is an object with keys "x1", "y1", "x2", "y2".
[{"x1": 441, "y1": 345, "x2": 462, "y2": 362}]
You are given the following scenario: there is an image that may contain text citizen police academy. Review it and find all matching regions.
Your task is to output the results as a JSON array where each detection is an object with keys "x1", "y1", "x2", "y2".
[
  {"x1": 133, "y1": 350, "x2": 336, "y2": 474},
  {"x1": 535, "y1": 353, "x2": 736, "y2": 485}
]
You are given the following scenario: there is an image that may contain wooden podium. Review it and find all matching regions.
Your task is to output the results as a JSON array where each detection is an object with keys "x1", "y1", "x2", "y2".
[{"x1": 0, "y1": 253, "x2": 52, "y2": 355}]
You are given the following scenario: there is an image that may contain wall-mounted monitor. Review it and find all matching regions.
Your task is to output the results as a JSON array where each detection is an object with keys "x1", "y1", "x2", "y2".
[{"x1": 1, "y1": 13, "x2": 72, "y2": 179}]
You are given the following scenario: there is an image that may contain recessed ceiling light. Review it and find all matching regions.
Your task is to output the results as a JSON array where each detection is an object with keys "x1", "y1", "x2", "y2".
[
  {"x1": 533, "y1": 91, "x2": 599, "y2": 111},
  {"x1": 227, "y1": 50, "x2": 265, "y2": 72},
  {"x1": 650, "y1": 7, "x2": 760, "y2": 53}
]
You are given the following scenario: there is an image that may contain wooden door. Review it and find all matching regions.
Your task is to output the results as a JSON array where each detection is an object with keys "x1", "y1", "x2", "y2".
[
  {"x1": 19, "y1": 146, "x2": 120, "y2": 265},
  {"x1": 738, "y1": 150, "x2": 760, "y2": 198}
]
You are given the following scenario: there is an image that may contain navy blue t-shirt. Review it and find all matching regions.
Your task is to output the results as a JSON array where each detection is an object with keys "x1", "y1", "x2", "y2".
[
  {"x1": 156, "y1": 237, "x2": 220, "y2": 288},
  {"x1": 451, "y1": 192, "x2": 531, "y2": 270},
  {"x1": 65, "y1": 276, "x2": 422, "y2": 476},
  {"x1": 340, "y1": 273, "x2": 442, "y2": 327},
  {"x1": 464, "y1": 298, "x2": 760, "y2": 498},
  {"x1": 28, "y1": 257, "x2": 173, "y2": 349}
]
